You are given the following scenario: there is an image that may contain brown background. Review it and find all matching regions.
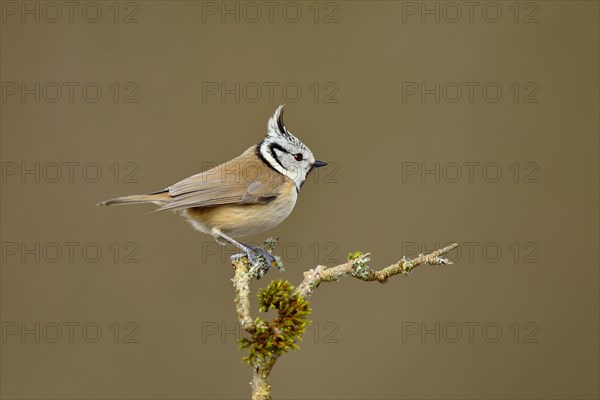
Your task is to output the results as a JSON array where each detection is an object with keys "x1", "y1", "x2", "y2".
[{"x1": 1, "y1": 1, "x2": 598, "y2": 399}]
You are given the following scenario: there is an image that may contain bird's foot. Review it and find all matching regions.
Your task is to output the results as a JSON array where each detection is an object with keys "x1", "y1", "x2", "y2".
[{"x1": 231, "y1": 245, "x2": 283, "y2": 279}]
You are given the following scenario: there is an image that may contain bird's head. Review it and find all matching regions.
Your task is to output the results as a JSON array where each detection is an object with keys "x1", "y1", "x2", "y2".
[{"x1": 258, "y1": 105, "x2": 327, "y2": 191}]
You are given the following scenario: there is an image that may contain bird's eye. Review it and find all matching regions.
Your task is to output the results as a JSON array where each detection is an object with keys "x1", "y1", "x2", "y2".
[{"x1": 294, "y1": 153, "x2": 304, "y2": 161}]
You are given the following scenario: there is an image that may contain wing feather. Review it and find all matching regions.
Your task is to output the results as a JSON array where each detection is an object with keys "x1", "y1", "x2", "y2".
[{"x1": 152, "y1": 146, "x2": 285, "y2": 213}]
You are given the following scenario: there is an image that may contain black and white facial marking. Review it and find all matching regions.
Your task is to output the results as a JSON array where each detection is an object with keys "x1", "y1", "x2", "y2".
[{"x1": 257, "y1": 105, "x2": 320, "y2": 191}]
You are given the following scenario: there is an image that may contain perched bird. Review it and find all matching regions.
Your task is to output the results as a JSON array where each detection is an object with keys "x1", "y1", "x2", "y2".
[{"x1": 98, "y1": 105, "x2": 327, "y2": 271}]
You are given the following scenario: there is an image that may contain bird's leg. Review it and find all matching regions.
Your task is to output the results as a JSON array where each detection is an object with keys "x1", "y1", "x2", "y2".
[{"x1": 212, "y1": 230, "x2": 281, "y2": 278}]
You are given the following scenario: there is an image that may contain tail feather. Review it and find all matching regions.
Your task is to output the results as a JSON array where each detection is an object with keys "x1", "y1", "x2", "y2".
[{"x1": 97, "y1": 192, "x2": 171, "y2": 207}]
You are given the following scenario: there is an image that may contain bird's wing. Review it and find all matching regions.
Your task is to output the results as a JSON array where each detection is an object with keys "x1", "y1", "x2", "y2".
[{"x1": 152, "y1": 146, "x2": 284, "y2": 212}]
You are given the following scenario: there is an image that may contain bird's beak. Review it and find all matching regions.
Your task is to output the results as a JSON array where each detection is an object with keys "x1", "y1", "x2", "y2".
[{"x1": 313, "y1": 160, "x2": 328, "y2": 168}]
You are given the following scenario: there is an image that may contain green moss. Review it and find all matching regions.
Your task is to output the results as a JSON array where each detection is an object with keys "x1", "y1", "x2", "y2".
[{"x1": 239, "y1": 280, "x2": 311, "y2": 366}]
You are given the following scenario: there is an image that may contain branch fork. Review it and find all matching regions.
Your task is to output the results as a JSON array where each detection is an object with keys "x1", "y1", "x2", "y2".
[{"x1": 231, "y1": 240, "x2": 458, "y2": 400}]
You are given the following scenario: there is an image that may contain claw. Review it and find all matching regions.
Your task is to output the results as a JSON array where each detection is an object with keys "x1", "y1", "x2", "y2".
[
  {"x1": 249, "y1": 245, "x2": 282, "y2": 269},
  {"x1": 230, "y1": 245, "x2": 283, "y2": 278}
]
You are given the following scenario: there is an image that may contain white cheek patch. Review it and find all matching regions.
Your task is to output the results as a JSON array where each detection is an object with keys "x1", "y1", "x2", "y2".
[{"x1": 260, "y1": 145, "x2": 300, "y2": 183}]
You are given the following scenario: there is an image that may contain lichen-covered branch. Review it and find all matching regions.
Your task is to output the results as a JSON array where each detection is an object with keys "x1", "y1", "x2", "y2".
[
  {"x1": 231, "y1": 242, "x2": 310, "y2": 400},
  {"x1": 232, "y1": 257, "x2": 275, "y2": 400},
  {"x1": 230, "y1": 241, "x2": 458, "y2": 400},
  {"x1": 250, "y1": 356, "x2": 277, "y2": 400},
  {"x1": 294, "y1": 243, "x2": 457, "y2": 298},
  {"x1": 232, "y1": 258, "x2": 254, "y2": 332}
]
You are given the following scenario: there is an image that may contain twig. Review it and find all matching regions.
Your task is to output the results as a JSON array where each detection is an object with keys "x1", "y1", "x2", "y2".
[
  {"x1": 231, "y1": 242, "x2": 458, "y2": 400},
  {"x1": 294, "y1": 243, "x2": 457, "y2": 299},
  {"x1": 251, "y1": 357, "x2": 277, "y2": 400},
  {"x1": 232, "y1": 258, "x2": 254, "y2": 332},
  {"x1": 232, "y1": 257, "x2": 279, "y2": 400}
]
